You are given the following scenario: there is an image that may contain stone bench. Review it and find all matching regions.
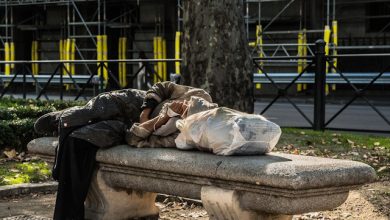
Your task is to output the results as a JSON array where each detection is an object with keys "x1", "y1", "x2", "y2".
[{"x1": 28, "y1": 137, "x2": 376, "y2": 220}]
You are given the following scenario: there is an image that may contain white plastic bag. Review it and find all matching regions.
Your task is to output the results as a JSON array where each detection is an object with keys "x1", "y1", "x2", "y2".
[{"x1": 175, "y1": 107, "x2": 281, "y2": 155}]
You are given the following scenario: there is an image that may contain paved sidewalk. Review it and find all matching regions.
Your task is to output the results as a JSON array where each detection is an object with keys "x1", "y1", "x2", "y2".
[
  {"x1": 2, "y1": 215, "x2": 51, "y2": 220},
  {"x1": 0, "y1": 182, "x2": 388, "y2": 220},
  {"x1": 0, "y1": 192, "x2": 54, "y2": 219}
]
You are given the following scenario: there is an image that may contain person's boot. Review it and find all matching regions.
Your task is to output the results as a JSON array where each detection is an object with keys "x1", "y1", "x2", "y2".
[{"x1": 34, "y1": 110, "x2": 64, "y2": 135}]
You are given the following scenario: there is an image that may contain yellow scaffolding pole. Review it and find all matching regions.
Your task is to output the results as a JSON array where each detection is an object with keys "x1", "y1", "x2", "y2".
[
  {"x1": 10, "y1": 42, "x2": 15, "y2": 71},
  {"x1": 122, "y1": 37, "x2": 127, "y2": 87},
  {"x1": 59, "y1": 39, "x2": 63, "y2": 61},
  {"x1": 162, "y1": 38, "x2": 167, "y2": 81},
  {"x1": 64, "y1": 38, "x2": 71, "y2": 75},
  {"x1": 331, "y1": 20, "x2": 338, "y2": 91},
  {"x1": 103, "y1": 35, "x2": 108, "y2": 81},
  {"x1": 35, "y1": 41, "x2": 39, "y2": 74},
  {"x1": 97, "y1": 35, "x2": 102, "y2": 77},
  {"x1": 303, "y1": 30, "x2": 308, "y2": 90},
  {"x1": 323, "y1": 25, "x2": 331, "y2": 95},
  {"x1": 175, "y1": 31, "x2": 181, "y2": 74},
  {"x1": 118, "y1": 37, "x2": 127, "y2": 87},
  {"x1": 62, "y1": 39, "x2": 73, "y2": 90},
  {"x1": 155, "y1": 36, "x2": 163, "y2": 82},
  {"x1": 159, "y1": 37, "x2": 163, "y2": 80},
  {"x1": 153, "y1": 37, "x2": 158, "y2": 83},
  {"x1": 118, "y1": 37, "x2": 123, "y2": 87},
  {"x1": 70, "y1": 38, "x2": 76, "y2": 75},
  {"x1": 4, "y1": 42, "x2": 10, "y2": 75},
  {"x1": 31, "y1": 41, "x2": 39, "y2": 75},
  {"x1": 256, "y1": 25, "x2": 263, "y2": 89},
  {"x1": 297, "y1": 31, "x2": 304, "y2": 92}
]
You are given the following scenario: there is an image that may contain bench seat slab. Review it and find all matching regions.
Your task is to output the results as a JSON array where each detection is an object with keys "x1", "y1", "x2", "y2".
[{"x1": 27, "y1": 137, "x2": 377, "y2": 220}]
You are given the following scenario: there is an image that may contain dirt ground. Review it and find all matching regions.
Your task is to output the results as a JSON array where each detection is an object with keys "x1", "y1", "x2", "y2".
[{"x1": 0, "y1": 181, "x2": 388, "y2": 220}]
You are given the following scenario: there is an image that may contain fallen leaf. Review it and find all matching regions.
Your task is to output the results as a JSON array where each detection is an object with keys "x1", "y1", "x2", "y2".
[
  {"x1": 3, "y1": 149, "x2": 16, "y2": 159},
  {"x1": 292, "y1": 149, "x2": 299, "y2": 155},
  {"x1": 374, "y1": 142, "x2": 380, "y2": 146},
  {"x1": 377, "y1": 166, "x2": 387, "y2": 173}
]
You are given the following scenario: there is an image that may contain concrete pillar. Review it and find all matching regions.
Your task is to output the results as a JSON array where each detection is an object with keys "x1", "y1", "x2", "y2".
[
  {"x1": 201, "y1": 186, "x2": 293, "y2": 220},
  {"x1": 85, "y1": 170, "x2": 159, "y2": 220}
]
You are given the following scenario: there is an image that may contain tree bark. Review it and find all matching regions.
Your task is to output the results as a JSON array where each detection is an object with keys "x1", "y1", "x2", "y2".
[{"x1": 181, "y1": 0, "x2": 254, "y2": 113}]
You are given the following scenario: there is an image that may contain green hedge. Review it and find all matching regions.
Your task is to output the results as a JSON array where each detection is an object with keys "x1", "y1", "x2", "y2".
[{"x1": 0, "y1": 98, "x2": 85, "y2": 151}]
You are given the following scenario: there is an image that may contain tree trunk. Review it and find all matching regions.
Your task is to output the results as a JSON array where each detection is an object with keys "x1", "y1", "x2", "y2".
[{"x1": 181, "y1": 0, "x2": 254, "y2": 113}]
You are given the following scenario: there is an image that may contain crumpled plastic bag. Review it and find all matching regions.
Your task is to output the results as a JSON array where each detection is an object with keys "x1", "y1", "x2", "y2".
[{"x1": 175, "y1": 107, "x2": 281, "y2": 155}]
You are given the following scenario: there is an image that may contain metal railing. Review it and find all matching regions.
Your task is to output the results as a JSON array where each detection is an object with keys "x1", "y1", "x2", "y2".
[
  {"x1": 254, "y1": 39, "x2": 390, "y2": 133},
  {"x1": 1, "y1": 45, "x2": 389, "y2": 132},
  {"x1": 0, "y1": 59, "x2": 180, "y2": 100}
]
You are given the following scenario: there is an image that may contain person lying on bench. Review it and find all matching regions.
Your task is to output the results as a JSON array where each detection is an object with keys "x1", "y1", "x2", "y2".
[
  {"x1": 127, "y1": 96, "x2": 281, "y2": 156},
  {"x1": 34, "y1": 81, "x2": 214, "y2": 220}
]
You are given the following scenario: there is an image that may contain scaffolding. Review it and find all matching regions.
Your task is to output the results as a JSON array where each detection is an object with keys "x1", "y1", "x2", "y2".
[
  {"x1": 1, "y1": 0, "x2": 389, "y2": 85},
  {"x1": 0, "y1": 0, "x2": 90, "y2": 6},
  {"x1": 0, "y1": 1, "x2": 14, "y2": 75}
]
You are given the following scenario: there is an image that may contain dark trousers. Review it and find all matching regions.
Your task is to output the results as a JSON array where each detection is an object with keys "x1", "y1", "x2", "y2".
[{"x1": 53, "y1": 133, "x2": 98, "y2": 220}]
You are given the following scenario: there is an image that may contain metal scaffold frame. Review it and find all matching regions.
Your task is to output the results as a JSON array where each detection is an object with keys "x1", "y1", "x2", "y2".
[
  {"x1": 65, "y1": 0, "x2": 106, "y2": 78},
  {"x1": 0, "y1": 0, "x2": 90, "y2": 6},
  {"x1": 245, "y1": 0, "x2": 330, "y2": 59},
  {"x1": 245, "y1": 0, "x2": 390, "y2": 58},
  {"x1": 0, "y1": 0, "x2": 161, "y2": 89},
  {"x1": 0, "y1": 1, "x2": 15, "y2": 75}
]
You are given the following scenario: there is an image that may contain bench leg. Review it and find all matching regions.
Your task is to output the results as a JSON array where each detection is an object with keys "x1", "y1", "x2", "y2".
[
  {"x1": 201, "y1": 186, "x2": 292, "y2": 220},
  {"x1": 85, "y1": 170, "x2": 159, "y2": 220}
]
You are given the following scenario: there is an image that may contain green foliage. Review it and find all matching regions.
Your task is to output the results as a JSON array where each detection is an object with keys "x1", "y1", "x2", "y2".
[
  {"x1": 280, "y1": 128, "x2": 390, "y2": 150},
  {"x1": 0, "y1": 106, "x2": 56, "y2": 120},
  {"x1": 0, "y1": 98, "x2": 85, "y2": 151},
  {"x1": 0, "y1": 160, "x2": 51, "y2": 186},
  {"x1": 0, "y1": 118, "x2": 37, "y2": 151},
  {"x1": 0, "y1": 97, "x2": 85, "y2": 109}
]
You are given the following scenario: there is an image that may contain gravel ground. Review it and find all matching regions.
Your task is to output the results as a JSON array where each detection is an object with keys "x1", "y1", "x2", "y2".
[{"x1": 0, "y1": 181, "x2": 388, "y2": 220}]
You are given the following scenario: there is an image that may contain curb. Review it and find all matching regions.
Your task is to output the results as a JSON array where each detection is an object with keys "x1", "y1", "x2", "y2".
[{"x1": 0, "y1": 182, "x2": 58, "y2": 198}]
